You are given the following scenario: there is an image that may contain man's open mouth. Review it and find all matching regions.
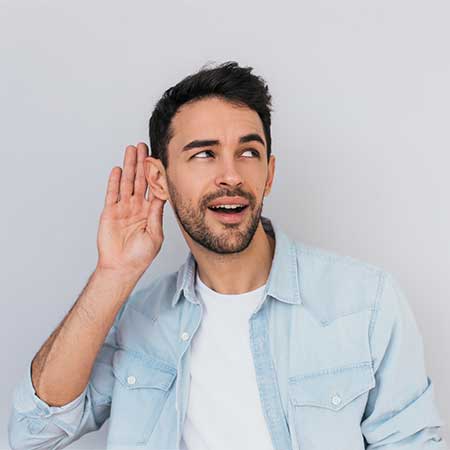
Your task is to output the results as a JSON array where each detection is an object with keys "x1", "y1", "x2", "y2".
[
  {"x1": 207, "y1": 205, "x2": 249, "y2": 214},
  {"x1": 207, "y1": 204, "x2": 249, "y2": 222}
]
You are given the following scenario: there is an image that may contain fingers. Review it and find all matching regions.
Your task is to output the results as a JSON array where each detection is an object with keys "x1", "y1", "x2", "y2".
[
  {"x1": 104, "y1": 167, "x2": 121, "y2": 207},
  {"x1": 105, "y1": 143, "x2": 151, "y2": 207},
  {"x1": 119, "y1": 145, "x2": 138, "y2": 200},
  {"x1": 134, "y1": 143, "x2": 149, "y2": 198}
]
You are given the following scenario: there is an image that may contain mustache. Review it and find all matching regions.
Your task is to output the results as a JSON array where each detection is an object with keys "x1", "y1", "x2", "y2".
[{"x1": 204, "y1": 192, "x2": 253, "y2": 206}]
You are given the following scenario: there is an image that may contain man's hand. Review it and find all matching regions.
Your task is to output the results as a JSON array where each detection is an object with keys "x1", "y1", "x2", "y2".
[{"x1": 96, "y1": 143, "x2": 166, "y2": 277}]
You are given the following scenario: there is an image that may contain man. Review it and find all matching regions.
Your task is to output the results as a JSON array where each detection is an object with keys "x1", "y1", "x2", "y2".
[{"x1": 8, "y1": 61, "x2": 447, "y2": 450}]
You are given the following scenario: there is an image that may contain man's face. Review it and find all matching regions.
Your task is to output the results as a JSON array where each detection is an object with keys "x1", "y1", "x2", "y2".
[{"x1": 163, "y1": 96, "x2": 275, "y2": 254}]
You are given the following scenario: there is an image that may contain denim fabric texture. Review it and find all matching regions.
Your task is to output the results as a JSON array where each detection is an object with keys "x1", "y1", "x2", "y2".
[{"x1": 8, "y1": 216, "x2": 448, "y2": 450}]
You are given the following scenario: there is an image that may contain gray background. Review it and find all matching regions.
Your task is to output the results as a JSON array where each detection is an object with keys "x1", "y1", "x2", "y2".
[{"x1": 1, "y1": 0, "x2": 449, "y2": 448}]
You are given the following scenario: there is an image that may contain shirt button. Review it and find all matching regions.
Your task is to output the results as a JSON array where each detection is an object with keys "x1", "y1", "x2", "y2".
[
  {"x1": 181, "y1": 331, "x2": 190, "y2": 341},
  {"x1": 331, "y1": 394, "x2": 342, "y2": 406},
  {"x1": 127, "y1": 375, "x2": 136, "y2": 385}
]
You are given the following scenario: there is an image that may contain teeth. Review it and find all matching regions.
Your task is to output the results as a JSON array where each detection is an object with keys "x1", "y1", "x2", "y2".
[{"x1": 210, "y1": 204, "x2": 246, "y2": 209}]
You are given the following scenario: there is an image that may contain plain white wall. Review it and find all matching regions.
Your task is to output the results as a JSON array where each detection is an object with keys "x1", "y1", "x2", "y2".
[{"x1": 1, "y1": 0, "x2": 449, "y2": 448}]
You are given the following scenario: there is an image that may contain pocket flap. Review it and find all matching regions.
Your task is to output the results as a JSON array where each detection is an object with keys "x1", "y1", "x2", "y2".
[
  {"x1": 288, "y1": 361, "x2": 375, "y2": 411},
  {"x1": 112, "y1": 349, "x2": 176, "y2": 391}
]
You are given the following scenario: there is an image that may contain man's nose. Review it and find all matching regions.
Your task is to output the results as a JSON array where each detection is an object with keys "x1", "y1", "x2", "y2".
[{"x1": 214, "y1": 159, "x2": 244, "y2": 187}]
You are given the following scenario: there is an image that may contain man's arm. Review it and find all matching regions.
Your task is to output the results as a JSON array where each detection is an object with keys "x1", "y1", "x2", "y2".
[
  {"x1": 361, "y1": 271, "x2": 448, "y2": 448},
  {"x1": 7, "y1": 268, "x2": 140, "y2": 450},
  {"x1": 32, "y1": 268, "x2": 139, "y2": 407},
  {"x1": 8, "y1": 143, "x2": 166, "y2": 449}
]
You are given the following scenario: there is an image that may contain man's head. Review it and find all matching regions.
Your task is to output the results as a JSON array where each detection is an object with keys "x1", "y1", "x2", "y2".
[{"x1": 145, "y1": 61, "x2": 275, "y2": 255}]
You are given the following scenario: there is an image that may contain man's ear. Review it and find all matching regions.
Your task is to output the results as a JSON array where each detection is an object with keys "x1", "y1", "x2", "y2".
[
  {"x1": 264, "y1": 154, "x2": 275, "y2": 197},
  {"x1": 144, "y1": 156, "x2": 170, "y2": 201}
]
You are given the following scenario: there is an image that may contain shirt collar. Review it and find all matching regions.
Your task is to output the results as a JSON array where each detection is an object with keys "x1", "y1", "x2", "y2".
[{"x1": 171, "y1": 216, "x2": 303, "y2": 308}]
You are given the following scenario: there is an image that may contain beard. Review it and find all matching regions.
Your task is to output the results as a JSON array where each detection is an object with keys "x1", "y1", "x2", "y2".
[{"x1": 166, "y1": 177, "x2": 263, "y2": 255}]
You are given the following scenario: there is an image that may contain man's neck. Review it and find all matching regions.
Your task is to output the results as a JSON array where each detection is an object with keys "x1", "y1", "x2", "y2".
[{"x1": 190, "y1": 222, "x2": 275, "y2": 295}]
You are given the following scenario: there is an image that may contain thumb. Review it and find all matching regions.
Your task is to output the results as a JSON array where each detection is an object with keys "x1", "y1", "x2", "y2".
[{"x1": 147, "y1": 196, "x2": 166, "y2": 234}]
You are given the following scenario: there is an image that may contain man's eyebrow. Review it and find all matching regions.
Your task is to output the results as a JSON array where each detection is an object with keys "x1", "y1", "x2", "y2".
[
  {"x1": 239, "y1": 133, "x2": 265, "y2": 146},
  {"x1": 181, "y1": 133, "x2": 266, "y2": 152}
]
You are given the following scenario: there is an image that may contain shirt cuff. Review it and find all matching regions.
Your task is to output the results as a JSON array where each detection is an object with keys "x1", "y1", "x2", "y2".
[{"x1": 12, "y1": 362, "x2": 87, "y2": 418}]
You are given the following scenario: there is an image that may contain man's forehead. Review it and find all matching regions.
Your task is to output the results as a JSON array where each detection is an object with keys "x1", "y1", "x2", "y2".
[{"x1": 170, "y1": 99, "x2": 265, "y2": 149}]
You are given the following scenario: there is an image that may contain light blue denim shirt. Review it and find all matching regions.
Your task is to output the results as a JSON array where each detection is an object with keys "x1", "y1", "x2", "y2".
[{"x1": 8, "y1": 216, "x2": 448, "y2": 450}]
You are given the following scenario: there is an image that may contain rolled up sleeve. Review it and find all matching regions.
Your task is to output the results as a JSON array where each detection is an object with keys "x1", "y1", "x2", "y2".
[
  {"x1": 361, "y1": 271, "x2": 448, "y2": 448},
  {"x1": 8, "y1": 315, "x2": 122, "y2": 450}
]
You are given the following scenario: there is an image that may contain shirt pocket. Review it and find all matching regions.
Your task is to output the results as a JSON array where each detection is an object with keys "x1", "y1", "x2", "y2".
[
  {"x1": 288, "y1": 361, "x2": 375, "y2": 450},
  {"x1": 108, "y1": 348, "x2": 177, "y2": 446}
]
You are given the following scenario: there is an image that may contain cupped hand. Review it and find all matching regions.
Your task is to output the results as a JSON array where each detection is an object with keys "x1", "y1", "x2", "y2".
[{"x1": 96, "y1": 143, "x2": 166, "y2": 276}]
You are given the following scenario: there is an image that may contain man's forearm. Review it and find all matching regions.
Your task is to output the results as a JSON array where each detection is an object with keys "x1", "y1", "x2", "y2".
[{"x1": 31, "y1": 268, "x2": 141, "y2": 407}]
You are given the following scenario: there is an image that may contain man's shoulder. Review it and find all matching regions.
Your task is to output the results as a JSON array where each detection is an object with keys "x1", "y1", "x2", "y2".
[
  {"x1": 292, "y1": 240, "x2": 386, "y2": 323},
  {"x1": 294, "y1": 239, "x2": 385, "y2": 276}
]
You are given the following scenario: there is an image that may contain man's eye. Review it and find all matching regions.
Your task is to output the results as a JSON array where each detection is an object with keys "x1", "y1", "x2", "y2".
[
  {"x1": 244, "y1": 149, "x2": 260, "y2": 157},
  {"x1": 192, "y1": 149, "x2": 259, "y2": 159},
  {"x1": 192, "y1": 150, "x2": 214, "y2": 158}
]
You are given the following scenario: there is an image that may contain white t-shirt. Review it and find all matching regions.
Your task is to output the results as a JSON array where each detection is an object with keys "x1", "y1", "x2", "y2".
[{"x1": 180, "y1": 271, "x2": 274, "y2": 450}]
